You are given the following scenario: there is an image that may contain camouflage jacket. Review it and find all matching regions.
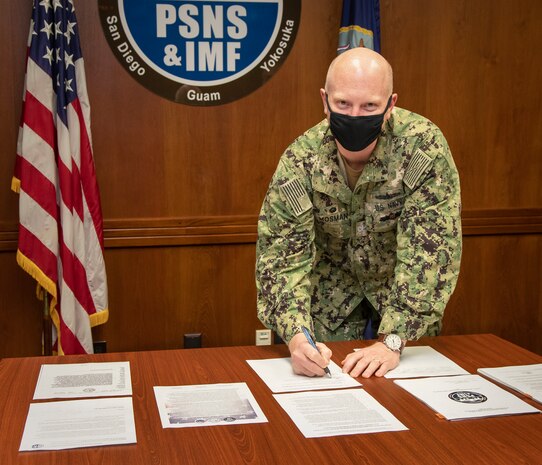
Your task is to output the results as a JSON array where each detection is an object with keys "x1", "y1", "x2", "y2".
[{"x1": 256, "y1": 107, "x2": 462, "y2": 344}]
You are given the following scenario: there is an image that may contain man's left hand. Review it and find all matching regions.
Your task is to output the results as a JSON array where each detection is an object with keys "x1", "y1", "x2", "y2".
[{"x1": 341, "y1": 341, "x2": 400, "y2": 378}]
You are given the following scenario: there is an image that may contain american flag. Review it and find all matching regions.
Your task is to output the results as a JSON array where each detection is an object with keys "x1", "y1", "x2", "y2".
[{"x1": 12, "y1": 0, "x2": 108, "y2": 355}]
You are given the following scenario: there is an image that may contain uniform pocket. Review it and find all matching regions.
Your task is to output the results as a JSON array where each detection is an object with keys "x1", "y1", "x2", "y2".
[
  {"x1": 365, "y1": 191, "x2": 405, "y2": 233},
  {"x1": 314, "y1": 194, "x2": 350, "y2": 239}
]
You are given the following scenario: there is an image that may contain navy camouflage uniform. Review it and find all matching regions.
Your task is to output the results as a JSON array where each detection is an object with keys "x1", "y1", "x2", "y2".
[{"x1": 256, "y1": 107, "x2": 462, "y2": 344}]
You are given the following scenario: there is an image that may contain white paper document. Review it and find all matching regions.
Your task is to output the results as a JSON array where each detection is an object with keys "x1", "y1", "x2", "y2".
[
  {"x1": 246, "y1": 358, "x2": 361, "y2": 393},
  {"x1": 153, "y1": 383, "x2": 268, "y2": 428},
  {"x1": 384, "y1": 346, "x2": 469, "y2": 378},
  {"x1": 395, "y1": 374, "x2": 540, "y2": 420},
  {"x1": 478, "y1": 364, "x2": 542, "y2": 404},
  {"x1": 273, "y1": 388, "x2": 407, "y2": 438},
  {"x1": 19, "y1": 397, "x2": 136, "y2": 451},
  {"x1": 33, "y1": 362, "x2": 132, "y2": 399}
]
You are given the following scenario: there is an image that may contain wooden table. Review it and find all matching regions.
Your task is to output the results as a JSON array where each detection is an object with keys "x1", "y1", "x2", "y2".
[{"x1": 1, "y1": 334, "x2": 541, "y2": 465}]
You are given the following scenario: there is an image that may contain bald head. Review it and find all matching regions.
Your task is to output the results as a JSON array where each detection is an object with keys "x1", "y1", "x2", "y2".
[
  {"x1": 325, "y1": 48, "x2": 393, "y2": 97},
  {"x1": 319, "y1": 47, "x2": 397, "y2": 159}
]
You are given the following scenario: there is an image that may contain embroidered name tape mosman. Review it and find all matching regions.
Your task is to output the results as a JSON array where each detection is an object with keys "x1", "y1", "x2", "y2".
[
  {"x1": 279, "y1": 178, "x2": 312, "y2": 217},
  {"x1": 98, "y1": 0, "x2": 301, "y2": 105}
]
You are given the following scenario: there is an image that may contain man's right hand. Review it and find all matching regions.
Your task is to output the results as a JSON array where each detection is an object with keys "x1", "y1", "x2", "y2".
[{"x1": 288, "y1": 332, "x2": 332, "y2": 377}]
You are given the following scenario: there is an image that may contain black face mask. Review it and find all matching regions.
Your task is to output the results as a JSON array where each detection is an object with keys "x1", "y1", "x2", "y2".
[{"x1": 326, "y1": 94, "x2": 392, "y2": 151}]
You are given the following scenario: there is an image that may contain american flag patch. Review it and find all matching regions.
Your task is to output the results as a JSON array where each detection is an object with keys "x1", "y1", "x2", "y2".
[
  {"x1": 404, "y1": 149, "x2": 433, "y2": 190},
  {"x1": 279, "y1": 178, "x2": 312, "y2": 216}
]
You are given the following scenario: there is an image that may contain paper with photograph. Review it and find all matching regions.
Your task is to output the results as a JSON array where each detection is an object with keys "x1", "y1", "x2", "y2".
[{"x1": 153, "y1": 382, "x2": 268, "y2": 428}]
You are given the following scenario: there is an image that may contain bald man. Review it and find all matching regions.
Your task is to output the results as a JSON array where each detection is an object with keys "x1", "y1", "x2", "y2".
[{"x1": 256, "y1": 48, "x2": 462, "y2": 378}]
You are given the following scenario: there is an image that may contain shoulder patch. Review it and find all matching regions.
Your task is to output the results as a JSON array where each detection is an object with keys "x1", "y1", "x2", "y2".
[
  {"x1": 404, "y1": 149, "x2": 433, "y2": 190},
  {"x1": 279, "y1": 178, "x2": 312, "y2": 216}
]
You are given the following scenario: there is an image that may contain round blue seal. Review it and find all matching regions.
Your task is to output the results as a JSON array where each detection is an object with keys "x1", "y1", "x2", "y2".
[{"x1": 98, "y1": 0, "x2": 301, "y2": 105}]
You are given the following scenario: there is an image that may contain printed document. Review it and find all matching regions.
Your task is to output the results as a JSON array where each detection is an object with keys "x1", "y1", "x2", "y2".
[
  {"x1": 153, "y1": 383, "x2": 268, "y2": 428},
  {"x1": 273, "y1": 388, "x2": 407, "y2": 438},
  {"x1": 246, "y1": 358, "x2": 360, "y2": 393},
  {"x1": 395, "y1": 374, "x2": 540, "y2": 420},
  {"x1": 33, "y1": 362, "x2": 132, "y2": 399},
  {"x1": 19, "y1": 397, "x2": 136, "y2": 451},
  {"x1": 384, "y1": 346, "x2": 469, "y2": 378},
  {"x1": 478, "y1": 364, "x2": 542, "y2": 404}
]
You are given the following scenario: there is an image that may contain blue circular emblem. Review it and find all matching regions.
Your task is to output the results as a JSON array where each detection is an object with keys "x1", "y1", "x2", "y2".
[{"x1": 98, "y1": 0, "x2": 301, "y2": 105}]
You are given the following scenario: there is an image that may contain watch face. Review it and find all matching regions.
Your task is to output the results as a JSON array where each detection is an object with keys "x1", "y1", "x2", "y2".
[{"x1": 385, "y1": 334, "x2": 402, "y2": 351}]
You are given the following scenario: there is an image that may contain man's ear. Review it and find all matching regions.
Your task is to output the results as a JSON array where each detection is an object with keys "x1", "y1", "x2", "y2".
[
  {"x1": 389, "y1": 93, "x2": 398, "y2": 112},
  {"x1": 386, "y1": 93, "x2": 398, "y2": 120},
  {"x1": 319, "y1": 88, "x2": 328, "y2": 115}
]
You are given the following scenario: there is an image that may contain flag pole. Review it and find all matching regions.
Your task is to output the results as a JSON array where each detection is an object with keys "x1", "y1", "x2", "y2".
[{"x1": 43, "y1": 292, "x2": 52, "y2": 356}]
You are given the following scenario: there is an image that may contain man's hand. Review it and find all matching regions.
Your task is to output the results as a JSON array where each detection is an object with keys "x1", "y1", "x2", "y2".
[
  {"x1": 288, "y1": 332, "x2": 332, "y2": 377},
  {"x1": 341, "y1": 341, "x2": 400, "y2": 378}
]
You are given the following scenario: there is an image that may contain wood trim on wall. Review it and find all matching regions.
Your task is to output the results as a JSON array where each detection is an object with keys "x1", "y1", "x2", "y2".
[
  {"x1": 1, "y1": 208, "x2": 541, "y2": 251},
  {"x1": 461, "y1": 209, "x2": 542, "y2": 236},
  {"x1": 103, "y1": 216, "x2": 258, "y2": 248}
]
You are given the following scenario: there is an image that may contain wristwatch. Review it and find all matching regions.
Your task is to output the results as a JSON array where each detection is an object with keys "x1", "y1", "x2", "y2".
[{"x1": 379, "y1": 334, "x2": 405, "y2": 353}]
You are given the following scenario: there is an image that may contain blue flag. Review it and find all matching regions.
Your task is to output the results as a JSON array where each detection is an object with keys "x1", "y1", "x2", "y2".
[{"x1": 338, "y1": 0, "x2": 381, "y2": 54}]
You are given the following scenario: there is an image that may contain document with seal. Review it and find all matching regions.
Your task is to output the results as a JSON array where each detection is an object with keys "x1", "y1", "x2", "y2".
[
  {"x1": 395, "y1": 374, "x2": 540, "y2": 420},
  {"x1": 33, "y1": 362, "x2": 132, "y2": 399},
  {"x1": 478, "y1": 364, "x2": 542, "y2": 404},
  {"x1": 19, "y1": 397, "x2": 136, "y2": 451}
]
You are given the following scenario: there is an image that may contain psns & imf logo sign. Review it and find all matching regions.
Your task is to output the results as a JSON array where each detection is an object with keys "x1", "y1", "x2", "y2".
[{"x1": 98, "y1": 0, "x2": 301, "y2": 105}]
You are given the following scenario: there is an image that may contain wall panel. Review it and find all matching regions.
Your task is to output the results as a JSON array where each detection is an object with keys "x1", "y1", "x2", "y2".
[
  {"x1": 0, "y1": 253, "x2": 42, "y2": 357},
  {"x1": 92, "y1": 244, "x2": 260, "y2": 352},
  {"x1": 381, "y1": 0, "x2": 542, "y2": 210},
  {"x1": 1, "y1": 0, "x2": 541, "y2": 358},
  {"x1": 443, "y1": 234, "x2": 542, "y2": 355}
]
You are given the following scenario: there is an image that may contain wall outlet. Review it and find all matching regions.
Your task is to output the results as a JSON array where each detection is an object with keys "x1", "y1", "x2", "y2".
[
  {"x1": 184, "y1": 333, "x2": 202, "y2": 349},
  {"x1": 255, "y1": 329, "x2": 272, "y2": 346}
]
